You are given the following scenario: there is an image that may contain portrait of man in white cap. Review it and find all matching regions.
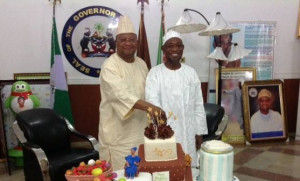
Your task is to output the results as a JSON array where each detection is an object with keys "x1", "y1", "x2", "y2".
[
  {"x1": 250, "y1": 88, "x2": 284, "y2": 134},
  {"x1": 98, "y1": 16, "x2": 166, "y2": 170},
  {"x1": 145, "y1": 30, "x2": 207, "y2": 167}
]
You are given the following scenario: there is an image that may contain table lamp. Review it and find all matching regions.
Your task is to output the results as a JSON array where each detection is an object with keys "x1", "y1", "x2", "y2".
[
  {"x1": 167, "y1": 8, "x2": 208, "y2": 33},
  {"x1": 207, "y1": 43, "x2": 252, "y2": 104},
  {"x1": 228, "y1": 43, "x2": 252, "y2": 61}
]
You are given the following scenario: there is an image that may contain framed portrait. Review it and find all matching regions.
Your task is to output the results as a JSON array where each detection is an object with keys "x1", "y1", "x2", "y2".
[
  {"x1": 242, "y1": 79, "x2": 288, "y2": 142},
  {"x1": 215, "y1": 67, "x2": 256, "y2": 144}
]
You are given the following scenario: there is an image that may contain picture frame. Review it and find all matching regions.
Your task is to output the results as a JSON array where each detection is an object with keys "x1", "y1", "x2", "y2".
[
  {"x1": 215, "y1": 67, "x2": 256, "y2": 144},
  {"x1": 14, "y1": 72, "x2": 50, "y2": 80},
  {"x1": 242, "y1": 79, "x2": 288, "y2": 142}
]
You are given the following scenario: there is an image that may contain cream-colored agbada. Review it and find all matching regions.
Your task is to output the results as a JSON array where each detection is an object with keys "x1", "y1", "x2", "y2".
[{"x1": 99, "y1": 53, "x2": 148, "y2": 170}]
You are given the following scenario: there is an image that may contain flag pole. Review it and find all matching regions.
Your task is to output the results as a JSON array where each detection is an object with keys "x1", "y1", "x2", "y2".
[
  {"x1": 50, "y1": 0, "x2": 60, "y2": 95},
  {"x1": 137, "y1": 0, "x2": 151, "y2": 69},
  {"x1": 51, "y1": 0, "x2": 61, "y2": 17},
  {"x1": 161, "y1": 0, "x2": 165, "y2": 35},
  {"x1": 156, "y1": 0, "x2": 168, "y2": 65},
  {"x1": 50, "y1": 0, "x2": 74, "y2": 125},
  {"x1": 138, "y1": 0, "x2": 148, "y2": 14}
]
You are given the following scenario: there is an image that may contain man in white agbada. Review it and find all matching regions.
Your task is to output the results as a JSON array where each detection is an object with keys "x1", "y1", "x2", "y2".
[
  {"x1": 99, "y1": 16, "x2": 166, "y2": 170},
  {"x1": 145, "y1": 30, "x2": 208, "y2": 167},
  {"x1": 251, "y1": 89, "x2": 284, "y2": 133}
]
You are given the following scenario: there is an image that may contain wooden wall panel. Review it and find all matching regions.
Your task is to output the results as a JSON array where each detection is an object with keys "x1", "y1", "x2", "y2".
[
  {"x1": 284, "y1": 79, "x2": 300, "y2": 134},
  {"x1": 201, "y1": 82, "x2": 208, "y2": 103},
  {"x1": 68, "y1": 80, "x2": 298, "y2": 140},
  {"x1": 68, "y1": 85, "x2": 100, "y2": 138}
]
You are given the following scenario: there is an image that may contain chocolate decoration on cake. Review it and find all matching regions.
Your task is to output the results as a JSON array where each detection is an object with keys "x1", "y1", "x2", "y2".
[
  {"x1": 157, "y1": 124, "x2": 174, "y2": 139},
  {"x1": 144, "y1": 123, "x2": 156, "y2": 139},
  {"x1": 145, "y1": 108, "x2": 175, "y2": 140}
]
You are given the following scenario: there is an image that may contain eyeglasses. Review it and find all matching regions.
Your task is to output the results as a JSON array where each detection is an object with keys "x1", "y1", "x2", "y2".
[{"x1": 166, "y1": 44, "x2": 184, "y2": 50}]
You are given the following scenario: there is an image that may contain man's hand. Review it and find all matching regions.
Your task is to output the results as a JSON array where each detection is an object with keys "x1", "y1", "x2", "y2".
[
  {"x1": 195, "y1": 135, "x2": 203, "y2": 150},
  {"x1": 133, "y1": 100, "x2": 167, "y2": 121},
  {"x1": 150, "y1": 105, "x2": 167, "y2": 122}
]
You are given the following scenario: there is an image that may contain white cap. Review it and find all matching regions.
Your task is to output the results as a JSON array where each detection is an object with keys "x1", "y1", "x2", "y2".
[
  {"x1": 163, "y1": 30, "x2": 182, "y2": 45},
  {"x1": 116, "y1": 16, "x2": 136, "y2": 36},
  {"x1": 258, "y1": 89, "x2": 272, "y2": 100}
]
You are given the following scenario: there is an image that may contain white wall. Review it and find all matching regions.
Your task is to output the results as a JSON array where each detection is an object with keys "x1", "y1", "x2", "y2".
[{"x1": 0, "y1": 0, "x2": 300, "y2": 84}]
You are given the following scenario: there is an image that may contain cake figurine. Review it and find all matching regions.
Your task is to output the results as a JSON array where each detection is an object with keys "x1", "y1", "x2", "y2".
[{"x1": 124, "y1": 147, "x2": 140, "y2": 179}]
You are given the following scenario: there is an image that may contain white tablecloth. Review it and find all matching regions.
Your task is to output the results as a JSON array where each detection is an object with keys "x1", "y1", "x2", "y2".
[
  {"x1": 114, "y1": 170, "x2": 152, "y2": 180},
  {"x1": 114, "y1": 169, "x2": 199, "y2": 181}
]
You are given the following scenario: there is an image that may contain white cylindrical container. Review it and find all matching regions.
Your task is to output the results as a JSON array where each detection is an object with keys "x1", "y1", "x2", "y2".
[{"x1": 199, "y1": 140, "x2": 234, "y2": 181}]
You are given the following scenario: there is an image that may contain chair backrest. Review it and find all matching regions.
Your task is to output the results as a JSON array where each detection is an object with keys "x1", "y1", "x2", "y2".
[
  {"x1": 204, "y1": 103, "x2": 225, "y2": 138},
  {"x1": 15, "y1": 108, "x2": 71, "y2": 153}
]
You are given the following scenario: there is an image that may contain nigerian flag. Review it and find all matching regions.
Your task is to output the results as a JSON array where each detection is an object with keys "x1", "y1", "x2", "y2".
[{"x1": 50, "y1": 16, "x2": 74, "y2": 125}]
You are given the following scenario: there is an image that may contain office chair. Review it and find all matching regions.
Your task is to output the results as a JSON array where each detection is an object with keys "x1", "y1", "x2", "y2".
[
  {"x1": 203, "y1": 103, "x2": 227, "y2": 141},
  {"x1": 13, "y1": 108, "x2": 100, "y2": 181}
]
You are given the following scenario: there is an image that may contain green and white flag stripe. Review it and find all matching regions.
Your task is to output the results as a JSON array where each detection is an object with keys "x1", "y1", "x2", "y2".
[
  {"x1": 156, "y1": 20, "x2": 164, "y2": 65},
  {"x1": 50, "y1": 16, "x2": 74, "y2": 125}
]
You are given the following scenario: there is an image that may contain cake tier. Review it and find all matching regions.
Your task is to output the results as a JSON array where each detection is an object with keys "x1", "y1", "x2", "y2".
[
  {"x1": 199, "y1": 148, "x2": 234, "y2": 181},
  {"x1": 144, "y1": 135, "x2": 177, "y2": 161},
  {"x1": 138, "y1": 143, "x2": 193, "y2": 181}
]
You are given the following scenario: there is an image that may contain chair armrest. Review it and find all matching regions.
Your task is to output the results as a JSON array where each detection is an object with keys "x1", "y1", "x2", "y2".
[
  {"x1": 23, "y1": 142, "x2": 41, "y2": 149},
  {"x1": 13, "y1": 121, "x2": 27, "y2": 144},
  {"x1": 25, "y1": 145, "x2": 49, "y2": 172},
  {"x1": 13, "y1": 121, "x2": 50, "y2": 179},
  {"x1": 214, "y1": 115, "x2": 229, "y2": 139},
  {"x1": 203, "y1": 103, "x2": 226, "y2": 142},
  {"x1": 64, "y1": 118, "x2": 100, "y2": 151}
]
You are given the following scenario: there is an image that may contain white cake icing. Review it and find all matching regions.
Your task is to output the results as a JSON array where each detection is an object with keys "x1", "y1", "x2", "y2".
[
  {"x1": 202, "y1": 140, "x2": 233, "y2": 153},
  {"x1": 144, "y1": 135, "x2": 177, "y2": 161},
  {"x1": 200, "y1": 140, "x2": 234, "y2": 181}
]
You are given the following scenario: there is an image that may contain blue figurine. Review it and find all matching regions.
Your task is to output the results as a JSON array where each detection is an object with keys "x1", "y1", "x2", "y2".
[{"x1": 125, "y1": 147, "x2": 140, "y2": 179}]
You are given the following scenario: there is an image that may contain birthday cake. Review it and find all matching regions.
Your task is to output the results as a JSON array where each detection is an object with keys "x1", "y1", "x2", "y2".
[
  {"x1": 139, "y1": 143, "x2": 192, "y2": 181},
  {"x1": 137, "y1": 110, "x2": 192, "y2": 180},
  {"x1": 199, "y1": 140, "x2": 234, "y2": 181},
  {"x1": 143, "y1": 110, "x2": 177, "y2": 162}
]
